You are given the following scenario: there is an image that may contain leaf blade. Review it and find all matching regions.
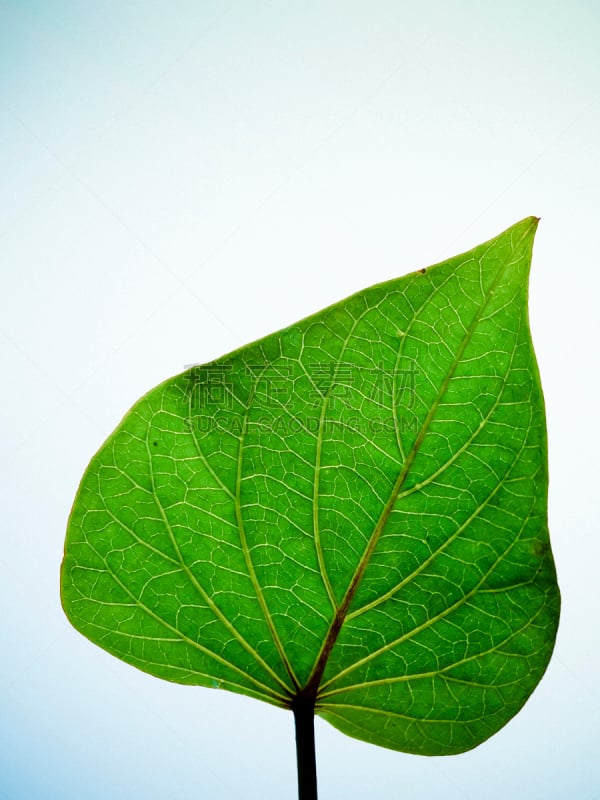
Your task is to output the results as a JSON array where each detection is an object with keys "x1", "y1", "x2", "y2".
[{"x1": 61, "y1": 217, "x2": 559, "y2": 755}]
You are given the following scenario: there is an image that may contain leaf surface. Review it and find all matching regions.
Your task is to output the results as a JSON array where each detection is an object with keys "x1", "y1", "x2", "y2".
[{"x1": 61, "y1": 218, "x2": 560, "y2": 755}]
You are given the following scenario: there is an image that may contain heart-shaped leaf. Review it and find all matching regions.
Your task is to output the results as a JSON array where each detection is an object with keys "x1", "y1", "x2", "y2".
[{"x1": 61, "y1": 217, "x2": 559, "y2": 762}]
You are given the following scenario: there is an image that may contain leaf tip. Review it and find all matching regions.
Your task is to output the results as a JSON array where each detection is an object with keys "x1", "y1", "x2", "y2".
[{"x1": 515, "y1": 215, "x2": 540, "y2": 234}]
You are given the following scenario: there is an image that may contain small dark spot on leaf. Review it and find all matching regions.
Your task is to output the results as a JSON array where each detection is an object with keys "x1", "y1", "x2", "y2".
[
  {"x1": 153, "y1": 441, "x2": 158, "y2": 447},
  {"x1": 420, "y1": 268, "x2": 426, "y2": 274},
  {"x1": 533, "y1": 540, "x2": 550, "y2": 557}
]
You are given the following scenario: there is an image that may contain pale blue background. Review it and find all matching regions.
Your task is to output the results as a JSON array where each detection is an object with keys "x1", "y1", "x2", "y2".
[{"x1": 1, "y1": 2, "x2": 598, "y2": 798}]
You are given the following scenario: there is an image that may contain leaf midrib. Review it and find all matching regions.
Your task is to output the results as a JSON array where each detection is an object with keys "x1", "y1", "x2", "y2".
[
  {"x1": 304, "y1": 234, "x2": 529, "y2": 697},
  {"x1": 343, "y1": 326, "x2": 528, "y2": 623}
]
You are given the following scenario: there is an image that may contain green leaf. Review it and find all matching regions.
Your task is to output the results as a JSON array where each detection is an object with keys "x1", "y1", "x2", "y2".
[{"x1": 61, "y1": 217, "x2": 559, "y2": 757}]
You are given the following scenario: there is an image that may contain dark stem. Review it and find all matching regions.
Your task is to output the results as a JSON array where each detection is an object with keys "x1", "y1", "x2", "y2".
[{"x1": 292, "y1": 693, "x2": 318, "y2": 800}]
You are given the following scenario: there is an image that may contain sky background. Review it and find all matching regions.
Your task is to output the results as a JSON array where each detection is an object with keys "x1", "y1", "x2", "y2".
[{"x1": 1, "y1": 1, "x2": 599, "y2": 798}]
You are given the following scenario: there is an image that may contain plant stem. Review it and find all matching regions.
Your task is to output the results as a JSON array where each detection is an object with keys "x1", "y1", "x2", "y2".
[{"x1": 293, "y1": 693, "x2": 318, "y2": 800}]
